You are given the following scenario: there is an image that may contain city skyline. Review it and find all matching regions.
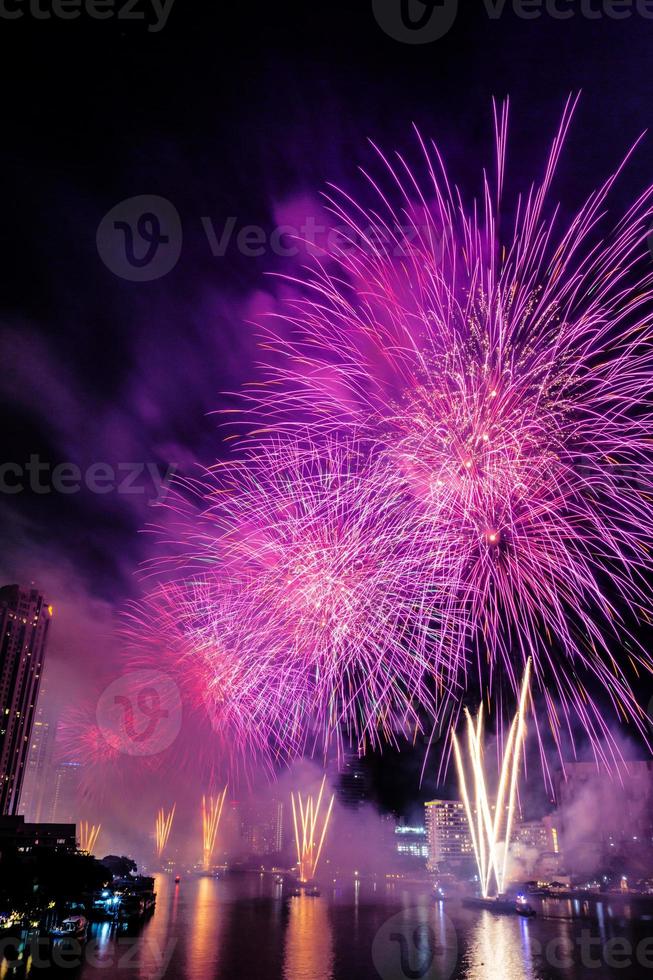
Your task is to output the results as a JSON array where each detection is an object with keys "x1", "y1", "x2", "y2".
[{"x1": 3, "y1": 575, "x2": 651, "y2": 886}]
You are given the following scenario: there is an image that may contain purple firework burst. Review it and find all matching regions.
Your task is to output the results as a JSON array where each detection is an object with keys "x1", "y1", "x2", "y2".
[
  {"x1": 128, "y1": 438, "x2": 458, "y2": 765},
  {"x1": 236, "y1": 97, "x2": 653, "y2": 775}
]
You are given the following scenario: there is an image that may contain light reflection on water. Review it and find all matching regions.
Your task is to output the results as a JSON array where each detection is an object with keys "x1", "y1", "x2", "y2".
[
  {"x1": 182, "y1": 875, "x2": 223, "y2": 979},
  {"x1": 2, "y1": 876, "x2": 653, "y2": 980},
  {"x1": 462, "y1": 912, "x2": 539, "y2": 980},
  {"x1": 283, "y1": 894, "x2": 334, "y2": 980}
]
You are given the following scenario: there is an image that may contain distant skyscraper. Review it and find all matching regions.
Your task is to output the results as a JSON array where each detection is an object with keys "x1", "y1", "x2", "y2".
[
  {"x1": 19, "y1": 663, "x2": 56, "y2": 823},
  {"x1": 241, "y1": 798, "x2": 284, "y2": 856},
  {"x1": 333, "y1": 748, "x2": 368, "y2": 810},
  {"x1": 0, "y1": 585, "x2": 52, "y2": 815},
  {"x1": 47, "y1": 760, "x2": 83, "y2": 824},
  {"x1": 224, "y1": 799, "x2": 243, "y2": 856},
  {"x1": 424, "y1": 799, "x2": 473, "y2": 873}
]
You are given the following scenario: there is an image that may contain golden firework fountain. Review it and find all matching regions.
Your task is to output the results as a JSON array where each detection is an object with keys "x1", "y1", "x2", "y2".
[
  {"x1": 202, "y1": 787, "x2": 228, "y2": 871},
  {"x1": 291, "y1": 775, "x2": 335, "y2": 883},
  {"x1": 452, "y1": 659, "x2": 531, "y2": 898}
]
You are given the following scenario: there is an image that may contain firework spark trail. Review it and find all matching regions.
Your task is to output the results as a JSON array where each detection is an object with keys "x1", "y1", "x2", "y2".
[
  {"x1": 123, "y1": 582, "x2": 295, "y2": 774},
  {"x1": 57, "y1": 696, "x2": 168, "y2": 807},
  {"x1": 453, "y1": 660, "x2": 531, "y2": 898},
  {"x1": 79, "y1": 821, "x2": 101, "y2": 855},
  {"x1": 124, "y1": 99, "x2": 653, "y2": 778},
  {"x1": 126, "y1": 572, "x2": 343, "y2": 769},
  {"x1": 155, "y1": 804, "x2": 176, "y2": 858},
  {"x1": 199, "y1": 440, "x2": 457, "y2": 753},
  {"x1": 238, "y1": 97, "x2": 653, "y2": 772},
  {"x1": 202, "y1": 787, "x2": 228, "y2": 870},
  {"x1": 291, "y1": 775, "x2": 335, "y2": 882},
  {"x1": 58, "y1": 704, "x2": 122, "y2": 769},
  {"x1": 130, "y1": 438, "x2": 460, "y2": 762}
]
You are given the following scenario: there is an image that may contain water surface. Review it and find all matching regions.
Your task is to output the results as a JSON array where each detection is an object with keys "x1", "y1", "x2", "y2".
[{"x1": 3, "y1": 874, "x2": 653, "y2": 979}]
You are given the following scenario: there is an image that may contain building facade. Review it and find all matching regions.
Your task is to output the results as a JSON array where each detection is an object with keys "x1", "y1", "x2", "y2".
[
  {"x1": 241, "y1": 798, "x2": 284, "y2": 856},
  {"x1": 0, "y1": 814, "x2": 76, "y2": 855},
  {"x1": 334, "y1": 749, "x2": 368, "y2": 810},
  {"x1": 424, "y1": 799, "x2": 473, "y2": 873},
  {"x1": 19, "y1": 664, "x2": 56, "y2": 823},
  {"x1": 515, "y1": 819, "x2": 551, "y2": 852},
  {"x1": 512, "y1": 817, "x2": 563, "y2": 878},
  {"x1": 395, "y1": 824, "x2": 429, "y2": 864},
  {"x1": 47, "y1": 760, "x2": 83, "y2": 824},
  {"x1": 0, "y1": 586, "x2": 52, "y2": 815}
]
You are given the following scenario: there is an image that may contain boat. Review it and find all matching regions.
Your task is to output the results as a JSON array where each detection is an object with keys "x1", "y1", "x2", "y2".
[
  {"x1": 462, "y1": 895, "x2": 536, "y2": 917},
  {"x1": 174, "y1": 876, "x2": 181, "y2": 884},
  {"x1": 51, "y1": 916, "x2": 88, "y2": 940},
  {"x1": 462, "y1": 896, "x2": 515, "y2": 914},
  {"x1": 515, "y1": 895, "x2": 536, "y2": 917},
  {"x1": 290, "y1": 887, "x2": 302, "y2": 897},
  {"x1": 307, "y1": 886, "x2": 321, "y2": 897}
]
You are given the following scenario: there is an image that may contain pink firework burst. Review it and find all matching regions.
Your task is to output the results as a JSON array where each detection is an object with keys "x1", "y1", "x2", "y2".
[
  {"x1": 239, "y1": 97, "x2": 653, "y2": 773},
  {"x1": 131, "y1": 438, "x2": 458, "y2": 762},
  {"x1": 125, "y1": 577, "x2": 314, "y2": 773}
]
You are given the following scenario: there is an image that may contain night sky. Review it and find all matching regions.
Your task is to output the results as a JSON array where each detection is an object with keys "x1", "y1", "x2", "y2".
[{"x1": 2, "y1": 2, "x2": 653, "y2": 833}]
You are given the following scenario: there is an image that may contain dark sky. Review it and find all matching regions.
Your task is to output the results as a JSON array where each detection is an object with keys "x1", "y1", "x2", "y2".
[{"x1": 2, "y1": 1, "x2": 653, "y2": 831}]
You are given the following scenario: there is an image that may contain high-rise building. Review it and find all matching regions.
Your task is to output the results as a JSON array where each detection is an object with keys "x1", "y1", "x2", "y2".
[
  {"x1": 224, "y1": 799, "x2": 243, "y2": 857},
  {"x1": 515, "y1": 819, "x2": 551, "y2": 852},
  {"x1": 333, "y1": 749, "x2": 368, "y2": 810},
  {"x1": 424, "y1": 799, "x2": 473, "y2": 873},
  {"x1": 395, "y1": 824, "x2": 429, "y2": 864},
  {"x1": 512, "y1": 817, "x2": 563, "y2": 877},
  {"x1": 241, "y1": 798, "x2": 284, "y2": 856},
  {"x1": 19, "y1": 664, "x2": 56, "y2": 823},
  {"x1": 0, "y1": 585, "x2": 52, "y2": 815},
  {"x1": 47, "y1": 760, "x2": 83, "y2": 824}
]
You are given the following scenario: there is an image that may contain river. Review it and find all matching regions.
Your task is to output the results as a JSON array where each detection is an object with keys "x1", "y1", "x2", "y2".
[{"x1": 2, "y1": 874, "x2": 653, "y2": 979}]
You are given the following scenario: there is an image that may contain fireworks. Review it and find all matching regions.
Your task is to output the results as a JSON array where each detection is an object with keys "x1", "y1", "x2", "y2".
[
  {"x1": 291, "y1": 775, "x2": 335, "y2": 882},
  {"x1": 79, "y1": 821, "x2": 101, "y2": 855},
  {"x1": 128, "y1": 99, "x2": 653, "y2": 776},
  {"x1": 240, "y1": 97, "x2": 653, "y2": 769},
  {"x1": 131, "y1": 439, "x2": 455, "y2": 763},
  {"x1": 202, "y1": 788, "x2": 228, "y2": 870},
  {"x1": 199, "y1": 440, "x2": 455, "y2": 754},
  {"x1": 453, "y1": 660, "x2": 531, "y2": 898},
  {"x1": 155, "y1": 804, "x2": 176, "y2": 858}
]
